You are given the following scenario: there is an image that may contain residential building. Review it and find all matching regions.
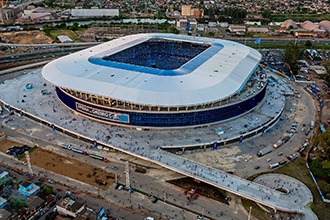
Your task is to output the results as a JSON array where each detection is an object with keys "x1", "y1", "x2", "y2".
[
  {"x1": 56, "y1": 197, "x2": 85, "y2": 218},
  {"x1": 0, "y1": 209, "x2": 12, "y2": 219},
  {"x1": 18, "y1": 181, "x2": 40, "y2": 197},
  {"x1": 0, "y1": 171, "x2": 10, "y2": 186},
  {"x1": 0, "y1": 197, "x2": 8, "y2": 209}
]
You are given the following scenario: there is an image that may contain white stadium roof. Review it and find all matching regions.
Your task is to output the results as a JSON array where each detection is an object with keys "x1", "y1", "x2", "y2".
[{"x1": 42, "y1": 33, "x2": 261, "y2": 107}]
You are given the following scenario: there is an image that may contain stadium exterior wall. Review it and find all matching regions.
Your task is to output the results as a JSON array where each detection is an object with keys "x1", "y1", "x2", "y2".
[{"x1": 55, "y1": 85, "x2": 267, "y2": 128}]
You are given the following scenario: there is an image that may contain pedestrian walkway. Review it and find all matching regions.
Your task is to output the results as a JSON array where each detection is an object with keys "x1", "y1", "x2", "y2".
[{"x1": 0, "y1": 69, "x2": 317, "y2": 219}]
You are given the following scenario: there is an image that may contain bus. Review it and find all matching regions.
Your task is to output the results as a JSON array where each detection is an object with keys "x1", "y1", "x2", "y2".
[
  {"x1": 61, "y1": 144, "x2": 72, "y2": 150},
  {"x1": 71, "y1": 147, "x2": 86, "y2": 155},
  {"x1": 89, "y1": 154, "x2": 108, "y2": 162}
]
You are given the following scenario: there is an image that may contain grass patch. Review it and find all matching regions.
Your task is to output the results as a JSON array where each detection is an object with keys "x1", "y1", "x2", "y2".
[
  {"x1": 241, "y1": 198, "x2": 271, "y2": 220},
  {"x1": 17, "y1": 145, "x2": 38, "y2": 160},
  {"x1": 243, "y1": 157, "x2": 330, "y2": 220},
  {"x1": 48, "y1": 29, "x2": 80, "y2": 41},
  {"x1": 274, "y1": 158, "x2": 330, "y2": 220}
]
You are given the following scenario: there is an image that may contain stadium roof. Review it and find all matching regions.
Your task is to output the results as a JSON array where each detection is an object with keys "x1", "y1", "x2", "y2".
[{"x1": 42, "y1": 33, "x2": 261, "y2": 107}]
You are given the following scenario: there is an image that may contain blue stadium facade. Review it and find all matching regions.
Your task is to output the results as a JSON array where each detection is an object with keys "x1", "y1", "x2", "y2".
[
  {"x1": 56, "y1": 85, "x2": 267, "y2": 128},
  {"x1": 44, "y1": 34, "x2": 265, "y2": 128}
]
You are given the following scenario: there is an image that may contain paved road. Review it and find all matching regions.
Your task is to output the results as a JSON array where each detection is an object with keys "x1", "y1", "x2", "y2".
[
  {"x1": 0, "y1": 124, "x2": 248, "y2": 220},
  {"x1": 0, "y1": 67, "x2": 317, "y2": 218}
]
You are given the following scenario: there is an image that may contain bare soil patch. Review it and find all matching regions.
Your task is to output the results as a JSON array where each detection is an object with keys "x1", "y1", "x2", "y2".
[
  {"x1": 0, "y1": 139, "x2": 23, "y2": 152},
  {"x1": 0, "y1": 139, "x2": 114, "y2": 189},
  {"x1": 167, "y1": 177, "x2": 229, "y2": 205}
]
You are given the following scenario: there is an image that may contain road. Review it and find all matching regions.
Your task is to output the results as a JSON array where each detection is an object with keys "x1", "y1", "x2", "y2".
[{"x1": 0, "y1": 122, "x2": 248, "y2": 220}]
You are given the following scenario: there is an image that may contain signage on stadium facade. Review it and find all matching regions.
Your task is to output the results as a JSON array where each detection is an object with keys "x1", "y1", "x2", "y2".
[{"x1": 76, "y1": 102, "x2": 129, "y2": 123}]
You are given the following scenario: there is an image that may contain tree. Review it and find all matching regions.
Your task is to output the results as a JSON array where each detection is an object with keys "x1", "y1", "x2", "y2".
[
  {"x1": 284, "y1": 43, "x2": 303, "y2": 75},
  {"x1": 27, "y1": 25, "x2": 35, "y2": 31},
  {"x1": 262, "y1": 10, "x2": 271, "y2": 19},
  {"x1": 9, "y1": 198, "x2": 26, "y2": 208},
  {"x1": 310, "y1": 158, "x2": 330, "y2": 178},
  {"x1": 169, "y1": 26, "x2": 179, "y2": 34},
  {"x1": 305, "y1": 40, "x2": 312, "y2": 47},
  {"x1": 322, "y1": 60, "x2": 330, "y2": 86},
  {"x1": 43, "y1": 185, "x2": 54, "y2": 195}
]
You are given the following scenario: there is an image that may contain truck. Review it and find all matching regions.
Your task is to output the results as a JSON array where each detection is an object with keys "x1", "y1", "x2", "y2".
[
  {"x1": 269, "y1": 163, "x2": 280, "y2": 169},
  {"x1": 257, "y1": 146, "x2": 273, "y2": 157},
  {"x1": 310, "y1": 121, "x2": 315, "y2": 130},
  {"x1": 273, "y1": 140, "x2": 283, "y2": 148}
]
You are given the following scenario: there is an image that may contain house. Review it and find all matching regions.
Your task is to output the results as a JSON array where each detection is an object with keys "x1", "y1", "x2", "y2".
[
  {"x1": 56, "y1": 197, "x2": 85, "y2": 218},
  {"x1": 0, "y1": 171, "x2": 10, "y2": 186},
  {"x1": 0, "y1": 197, "x2": 8, "y2": 209},
  {"x1": 228, "y1": 25, "x2": 246, "y2": 35},
  {"x1": 28, "y1": 196, "x2": 45, "y2": 214},
  {"x1": 0, "y1": 209, "x2": 12, "y2": 219},
  {"x1": 18, "y1": 181, "x2": 40, "y2": 197}
]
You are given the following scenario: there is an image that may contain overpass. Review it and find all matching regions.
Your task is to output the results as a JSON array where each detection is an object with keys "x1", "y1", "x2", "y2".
[{"x1": 0, "y1": 97, "x2": 317, "y2": 219}]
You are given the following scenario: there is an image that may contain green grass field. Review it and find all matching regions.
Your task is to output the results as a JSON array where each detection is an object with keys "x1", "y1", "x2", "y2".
[
  {"x1": 243, "y1": 158, "x2": 330, "y2": 220},
  {"x1": 48, "y1": 29, "x2": 80, "y2": 41}
]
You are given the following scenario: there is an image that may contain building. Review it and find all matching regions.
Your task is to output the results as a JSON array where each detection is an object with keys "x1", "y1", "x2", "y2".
[
  {"x1": 42, "y1": 33, "x2": 265, "y2": 128},
  {"x1": 0, "y1": 197, "x2": 8, "y2": 209},
  {"x1": 0, "y1": 209, "x2": 12, "y2": 219},
  {"x1": 181, "y1": 5, "x2": 191, "y2": 17},
  {"x1": 29, "y1": 12, "x2": 52, "y2": 21},
  {"x1": 57, "y1": 35, "x2": 73, "y2": 43},
  {"x1": 0, "y1": 6, "x2": 22, "y2": 24},
  {"x1": 248, "y1": 27, "x2": 269, "y2": 33},
  {"x1": 228, "y1": 25, "x2": 247, "y2": 35},
  {"x1": 0, "y1": 171, "x2": 10, "y2": 186},
  {"x1": 181, "y1": 5, "x2": 203, "y2": 18},
  {"x1": 176, "y1": 18, "x2": 197, "y2": 30},
  {"x1": 56, "y1": 197, "x2": 85, "y2": 218},
  {"x1": 18, "y1": 181, "x2": 40, "y2": 197},
  {"x1": 309, "y1": 65, "x2": 327, "y2": 75},
  {"x1": 70, "y1": 9, "x2": 119, "y2": 18},
  {"x1": 28, "y1": 196, "x2": 45, "y2": 214}
]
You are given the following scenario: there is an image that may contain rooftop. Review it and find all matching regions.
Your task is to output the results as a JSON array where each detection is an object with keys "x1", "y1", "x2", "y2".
[{"x1": 42, "y1": 33, "x2": 261, "y2": 107}]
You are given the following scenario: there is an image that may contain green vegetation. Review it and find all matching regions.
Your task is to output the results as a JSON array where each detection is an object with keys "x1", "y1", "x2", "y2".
[
  {"x1": 310, "y1": 158, "x2": 330, "y2": 178},
  {"x1": 276, "y1": 158, "x2": 330, "y2": 219},
  {"x1": 9, "y1": 198, "x2": 26, "y2": 208},
  {"x1": 241, "y1": 198, "x2": 271, "y2": 220},
  {"x1": 17, "y1": 145, "x2": 38, "y2": 160},
  {"x1": 43, "y1": 185, "x2": 54, "y2": 195},
  {"x1": 244, "y1": 158, "x2": 330, "y2": 220},
  {"x1": 48, "y1": 29, "x2": 79, "y2": 41},
  {"x1": 322, "y1": 61, "x2": 330, "y2": 86},
  {"x1": 284, "y1": 43, "x2": 304, "y2": 75}
]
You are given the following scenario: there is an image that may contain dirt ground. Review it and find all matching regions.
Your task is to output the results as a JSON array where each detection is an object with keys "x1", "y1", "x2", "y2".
[
  {"x1": 0, "y1": 30, "x2": 52, "y2": 44},
  {"x1": 0, "y1": 139, "x2": 115, "y2": 189}
]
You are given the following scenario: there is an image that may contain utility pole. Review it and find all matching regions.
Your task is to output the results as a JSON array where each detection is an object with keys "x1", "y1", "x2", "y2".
[
  {"x1": 25, "y1": 151, "x2": 33, "y2": 176},
  {"x1": 248, "y1": 206, "x2": 252, "y2": 220},
  {"x1": 125, "y1": 161, "x2": 130, "y2": 189}
]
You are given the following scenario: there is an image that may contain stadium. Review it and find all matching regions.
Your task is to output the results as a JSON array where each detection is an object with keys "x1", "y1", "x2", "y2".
[{"x1": 41, "y1": 33, "x2": 266, "y2": 128}]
